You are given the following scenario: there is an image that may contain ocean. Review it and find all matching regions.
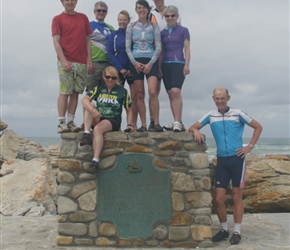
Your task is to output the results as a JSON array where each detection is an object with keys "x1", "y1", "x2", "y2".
[{"x1": 27, "y1": 136, "x2": 289, "y2": 160}]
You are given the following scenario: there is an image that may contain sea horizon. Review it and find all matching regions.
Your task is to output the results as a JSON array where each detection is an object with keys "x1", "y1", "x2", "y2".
[{"x1": 26, "y1": 136, "x2": 289, "y2": 158}]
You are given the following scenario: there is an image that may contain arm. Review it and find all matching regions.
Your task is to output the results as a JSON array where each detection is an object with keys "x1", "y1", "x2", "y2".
[
  {"x1": 86, "y1": 35, "x2": 93, "y2": 73},
  {"x1": 143, "y1": 24, "x2": 162, "y2": 74},
  {"x1": 52, "y1": 34, "x2": 71, "y2": 73},
  {"x1": 188, "y1": 122, "x2": 205, "y2": 143},
  {"x1": 81, "y1": 95, "x2": 101, "y2": 120},
  {"x1": 107, "y1": 33, "x2": 123, "y2": 72},
  {"x1": 148, "y1": 23, "x2": 162, "y2": 66},
  {"x1": 125, "y1": 24, "x2": 136, "y2": 65},
  {"x1": 236, "y1": 119, "x2": 263, "y2": 158},
  {"x1": 183, "y1": 39, "x2": 190, "y2": 76},
  {"x1": 158, "y1": 47, "x2": 164, "y2": 78}
]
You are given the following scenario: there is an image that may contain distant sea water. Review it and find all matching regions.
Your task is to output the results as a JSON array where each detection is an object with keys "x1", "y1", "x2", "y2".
[{"x1": 27, "y1": 136, "x2": 289, "y2": 159}]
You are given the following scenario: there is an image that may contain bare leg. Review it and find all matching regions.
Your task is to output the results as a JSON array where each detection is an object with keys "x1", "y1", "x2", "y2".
[
  {"x1": 134, "y1": 80, "x2": 146, "y2": 127},
  {"x1": 147, "y1": 76, "x2": 159, "y2": 125},
  {"x1": 92, "y1": 120, "x2": 113, "y2": 159},
  {"x1": 129, "y1": 83, "x2": 138, "y2": 130},
  {"x1": 58, "y1": 94, "x2": 69, "y2": 117},
  {"x1": 232, "y1": 187, "x2": 244, "y2": 224},
  {"x1": 168, "y1": 87, "x2": 182, "y2": 122},
  {"x1": 67, "y1": 91, "x2": 79, "y2": 115},
  {"x1": 149, "y1": 79, "x2": 161, "y2": 123},
  {"x1": 84, "y1": 109, "x2": 93, "y2": 131},
  {"x1": 215, "y1": 187, "x2": 228, "y2": 223}
]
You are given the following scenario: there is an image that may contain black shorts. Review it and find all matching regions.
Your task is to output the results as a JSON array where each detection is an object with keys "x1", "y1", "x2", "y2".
[
  {"x1": 215, "y1": 155, "x2": 246, "y2": 189},
  {"x1": 118, "y1": 72, "x2": 134, "y2": 86},
  {"x1": 100, "y1": 117, "x2": 120, "y2": 131},
  {"x1": 129, "y1": 58, "x2": 159, "y2": 81},
  {"x1": 162, "y1": 63, "x2": 185, "y2": 91}
]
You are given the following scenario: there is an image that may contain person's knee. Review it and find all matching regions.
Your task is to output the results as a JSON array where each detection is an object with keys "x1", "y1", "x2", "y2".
[
  {"x1": 136, "y1": 89, "x2": 145, "y2": 99},
  {"x1": 170, "y1": 88, "x2": 181, "y2": 99},
  {"x1": 215, "y1": 195, "x2": 225, "y2": 206},
  {"x1": 148, "y1": 88, "x2": 158, "y2": 98},
  {"x1": 232, "y1": 190, "x2": 243, "y2": 203},
  {"x1": 93, "y1": 125, "x2": 103, "y2": 136}
]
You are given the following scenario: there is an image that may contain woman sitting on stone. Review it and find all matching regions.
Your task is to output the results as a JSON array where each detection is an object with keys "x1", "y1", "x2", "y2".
[{"x1": 80, "y1": 66, "x2": 133, "y2": 174}]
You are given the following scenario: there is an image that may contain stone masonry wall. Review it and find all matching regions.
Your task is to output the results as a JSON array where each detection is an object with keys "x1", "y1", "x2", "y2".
[{"x1": 56, "y1": 131, "x2": 213, "y2": 248}]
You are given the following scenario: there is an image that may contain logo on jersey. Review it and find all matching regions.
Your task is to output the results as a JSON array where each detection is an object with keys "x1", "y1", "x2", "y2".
[{"x1": 97, "y1": 93, "x2": 119, "y2": 104}]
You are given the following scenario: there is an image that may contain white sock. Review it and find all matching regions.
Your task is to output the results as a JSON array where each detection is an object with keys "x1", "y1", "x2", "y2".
[
  {"x1": 67, "y1": 113, "x2": 74, "y2": 123},
  {"x1": 221, "y1": 221, "x2": 228, "y2": 231},
  {"x1": 234, "y1": 223, "x2": 241, "y2": 234},
  {"x1": 58, "y1": 117, "x2": 66, "y2": 124},
  {"x1": 93, "y1": 158, "x2": 99, "y2": 162},
  {"x1": 84, "y1": 131, "x2": 90, "y2": 134}
]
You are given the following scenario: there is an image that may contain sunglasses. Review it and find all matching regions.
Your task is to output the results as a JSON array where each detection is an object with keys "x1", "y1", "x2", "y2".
[
  {"x1": 95, "y1": 9, "x2": 107, "y2": 13},
  {"x1": 165, "y1": 14, "x2": 176, "y2": 18},
  {"x1": 104, "y1": 75, "x2": 118, "y2": 80}
]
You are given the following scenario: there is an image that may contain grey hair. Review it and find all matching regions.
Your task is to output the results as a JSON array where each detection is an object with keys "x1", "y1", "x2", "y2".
[
  {"x1": 213, "y1": 87, "x2": 229, "y2": 96},
  {"x1": 164, "y1": 5, "x2": 179, "y2": 16},
  {"x1": 94, "y1": 1, "x2": 108, "y2": 10}
]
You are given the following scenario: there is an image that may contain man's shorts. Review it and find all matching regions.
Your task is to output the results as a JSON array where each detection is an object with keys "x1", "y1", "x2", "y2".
[
  {"x1": 162, "y1": 63, "x2": 185, "y2": 91},
  {"x1": 86, "y1": 61, "x2": 111, "y2": 91},
  {"x1": 215, "y1": 155, "x2": 246, "y2": 189},
  {"x1": 58, "y1": 61, "x2": 87, "y2": 95},
  {"x1": 129, "y1": 58, "x2": 159, "y2": 81}
]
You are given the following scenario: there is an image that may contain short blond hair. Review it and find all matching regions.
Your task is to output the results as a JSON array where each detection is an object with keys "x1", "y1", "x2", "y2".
[{"x1": 103, "y1": 66, "x2": 119, "y2": 80}]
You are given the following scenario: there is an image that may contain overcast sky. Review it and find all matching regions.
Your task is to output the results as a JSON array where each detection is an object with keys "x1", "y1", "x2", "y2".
[{"x1": 1, "y1": 0, "x2": 289, "y2": 138}]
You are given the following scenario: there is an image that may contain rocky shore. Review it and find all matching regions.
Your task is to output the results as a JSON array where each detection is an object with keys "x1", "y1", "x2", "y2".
[
  {"x1": 0, "y1": 127, "x2": 289, "y2": 249},
  {"x1": 1, "y1": 129, "x2": 289, "y2": 216}
]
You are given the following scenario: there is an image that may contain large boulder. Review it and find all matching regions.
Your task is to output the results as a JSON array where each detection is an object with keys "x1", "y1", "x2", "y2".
[
  {"x1": 0, "y1": 158, "x2": 58, "y2": 216},
  {"x1": 16, "y1": 138, "x2": 47, "y2": 161},
  {"x1": 211, "y1": 154, "x2": 290, "y2": 213},
  {"x1": 0, "y1": 130, "x2": 20, "y2": 164}
]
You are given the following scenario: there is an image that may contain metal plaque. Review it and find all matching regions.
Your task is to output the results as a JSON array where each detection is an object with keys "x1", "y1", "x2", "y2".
[{"x1": 98, "y1": 154, "x2": 171, "y2": 238}]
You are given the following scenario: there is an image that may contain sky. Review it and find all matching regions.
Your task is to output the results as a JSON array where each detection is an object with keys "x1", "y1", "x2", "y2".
[{"x1": 1, "y1": 0, "x2": 289, "y2": 138}]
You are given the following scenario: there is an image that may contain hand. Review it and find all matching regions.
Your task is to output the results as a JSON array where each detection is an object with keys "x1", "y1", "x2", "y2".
[
  {"x1": 87, "y1": 59, "x2": 93, "y2": 74},
  {"x1": 120, "y1": 69, "x2": 128, "y2": 76},
  {"x1": 236, "y1": 146, "x2": 252, "y2": 158},
  {"x1": 190, "y1": 129, "x2": 205, "y2": 143},
  {"x1": 158, "y1": 68, "x2": 163, "y2": 79},
  {"x1": 91, "y1": 109, "x2": 101, "y2": 120},
  {"x1": 61, "y1": 60, "x2": 71, "y2": 73},
  {"x1": 183, "y1": 65, "x2": 190, "y2": 76},
  {"x1": 134, "y1": 62, "x2": 144, "y2": 74},
  {"x1": 142, "y1": 64, "x2": 152, "y2": 75}
]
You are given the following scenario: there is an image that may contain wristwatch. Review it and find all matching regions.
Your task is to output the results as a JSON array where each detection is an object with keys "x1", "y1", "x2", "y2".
[{"x1": 248, "y1": 144, "x2": 254, "y2": 149}]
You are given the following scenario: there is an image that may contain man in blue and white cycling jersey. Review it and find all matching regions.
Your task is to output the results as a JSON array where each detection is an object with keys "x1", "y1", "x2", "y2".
[{"x1": 189, "y1": 86, "x2": 262, "y2": 245}]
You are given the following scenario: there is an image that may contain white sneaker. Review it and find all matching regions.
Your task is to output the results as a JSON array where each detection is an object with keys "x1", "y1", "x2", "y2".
[
  {"x1": 57, "y1": 122, "x2": 70, "y2": 133},
  {"x1": 173, "y1": 121, "x2": 182, "y2": 132},
  {"x1": 164, "y1": 122, "x2": 185, "y2": 131},
  {"x1": 163, "y1": 122, "x2": 174, "y2": 131}
]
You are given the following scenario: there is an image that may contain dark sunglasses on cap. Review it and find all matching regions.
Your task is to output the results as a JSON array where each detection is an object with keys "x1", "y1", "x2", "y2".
[
  {"x1": 104, "y1": 75, "x2": 118, "y2": 80},
  {"x1": 95, "y1": 9, "x2": 107, "y2": 13},
  {"x1": 165, "y1": 14, "x2": 176, "y2": 18}
]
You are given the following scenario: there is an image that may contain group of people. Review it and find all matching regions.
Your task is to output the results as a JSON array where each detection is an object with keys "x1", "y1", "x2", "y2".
[
  {"x1": 52, "y1": 0, "x2": 190, "y2": 178},
  {"x1": 52, "y1": 0, "x2": 263, "y2": 246}
]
